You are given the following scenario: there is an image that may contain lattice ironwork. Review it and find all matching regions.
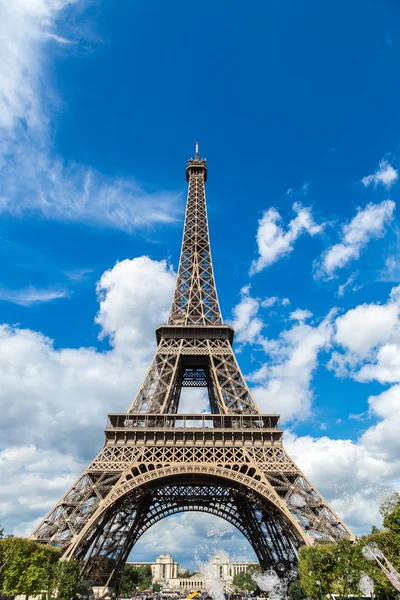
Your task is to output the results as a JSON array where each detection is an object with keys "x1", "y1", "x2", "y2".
[
  {"x1": 168, "y1": 146, "x2": 221, "y2": 326},
  {"x1": 128, "y1": 337, "x2": 258, "y2": 414},
  {"x1": 30, "y1": 146, "x2": 354, "y2": 591}
]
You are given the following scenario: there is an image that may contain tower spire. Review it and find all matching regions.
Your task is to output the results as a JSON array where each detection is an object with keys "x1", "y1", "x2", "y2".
[{"x1": 168, "y1": 147, "x2": 221, "y2": 325}]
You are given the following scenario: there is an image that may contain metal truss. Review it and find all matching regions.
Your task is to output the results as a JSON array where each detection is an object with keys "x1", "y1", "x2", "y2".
[
  {"x1": 71, "y1": 482, "x2": 300, "y2": 589},
  {"x1": 168, "y1": 149, "x2": 222, "y2": 326},
  {"x1": 30, "y1": 147, "x2": 354, "y2": 589},
  {"x1": 128, "y1": 338, "x2": 259, "y2": 414}
]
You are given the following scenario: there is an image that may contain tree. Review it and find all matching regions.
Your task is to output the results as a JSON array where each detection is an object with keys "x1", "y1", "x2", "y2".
[
  {"x1": 56, "y1": 559, "x2": 81, "y2": 600},
  {"x1": 232, "y1": 565, "x2": 261, "y2": 593},
  {"x1": 120, "y1": 564, "x2": 152, "y2": 594},
  {"x1": 298, "y1": 545, "x2": 336, "y2": 599},
  {"x1": 178, "y1": 570, "x2": 190, "y2": 578},
  {"x1": 0, "y1": 537, "x2": 60, "y2": 598},
  {"x1": 383, "y1": 504, "x2": 400, "y2": 535},
  {"x1": 152, "y1": 582, "x2": 162, "y2": 592},
  {"x1": 288, "y1": 580, "x2": 306, "y2": 600},
  {"x1": 299, "y1": 495, "x2": 400, "y2": 600},
  {"x1": 120, "y1": 565, "x2": 140, "y2": 594}
]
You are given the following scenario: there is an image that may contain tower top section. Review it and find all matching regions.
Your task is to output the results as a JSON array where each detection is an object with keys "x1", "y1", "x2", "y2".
[
  {"x1": 168, "y1": 145, "x2": 222, "y2": 326},
  {"x1": 186, "y1": 141, "x2": 208, "y2": 182}
]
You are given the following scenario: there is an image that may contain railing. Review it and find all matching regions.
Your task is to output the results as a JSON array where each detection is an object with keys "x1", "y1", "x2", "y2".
[{"x1": 105, "y1": 413, "x2": 280, "y2": 430}]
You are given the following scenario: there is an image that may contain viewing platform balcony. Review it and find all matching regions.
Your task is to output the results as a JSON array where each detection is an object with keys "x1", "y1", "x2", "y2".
[{"x1": 104, "y1": 413, "x2": 283, "y2": 447}]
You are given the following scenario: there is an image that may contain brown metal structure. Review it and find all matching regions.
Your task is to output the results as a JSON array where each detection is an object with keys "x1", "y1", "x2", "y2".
[{"x1": 30, "y1": 146, "x2": 353, "y2": 588}]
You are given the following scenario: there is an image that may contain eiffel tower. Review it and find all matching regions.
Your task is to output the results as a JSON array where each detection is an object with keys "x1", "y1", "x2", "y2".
[{"x1": 31, "y1": 145, "x2": 353, "y2": 590}]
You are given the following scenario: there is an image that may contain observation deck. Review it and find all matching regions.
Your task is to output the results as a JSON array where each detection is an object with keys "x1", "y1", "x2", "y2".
[
  {"x1": 104, "y1": 413, "x2": 283, "y2": 447},
  {"x1": 156, "y1": 324, "x2": 234, "y2": 344}
]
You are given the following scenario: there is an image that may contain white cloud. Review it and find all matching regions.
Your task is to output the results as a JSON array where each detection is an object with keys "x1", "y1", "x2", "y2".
[
  {"x1": 283, "y1": 296, "x2": 400, "y2": 533},
  {"x1": 337, "y1": 272, "x2": 358, "y2": 298},
  {"x1": 0, "y1": 0, "x2": 181, "y2": 231},
  {"x1": 64, "y1": 268, "x2": 94, "y2": 281},
  {"x1": 356, "y1": 343, "x2": 400, "y2": 383},
  {"x1": 261, "y1": 296, "x2": 278, "y2": 308},
  {"x1": 316, "y1": 200, "x2": 395, "y2": 279},
  {"x1": 0, "y1": 142, "x2": 182, "y2": 231},
  {"x1": 0, "y1": 257, "x2": 176, "y2": 467},
  {"x1": 289, "y1": 308, "x2": 313, "y2": 322},
  {"x1": 0, "y1": 256, "x2": 180, "y2": 537},
  {"x1": 231, "y1": 288, "x2": 334, "y2": 423},
  {"x1": 326, "y1": 289, "x2": 400, "y2": 480},
  {"x1": 178, "y1": 389, "x2": 210, "y2": 414},
  {"x1": 231, "y1": 286, "x2": 265, "y2": 344},
  {"x1": 329, "y1": 286, "x2": 400, "y2": 384},
  {"x1": 0, "y1": 285, "x2": 69, "y2": 306},
  {"x1": 95, "y1": 256, "x2": 175, "y2": 356},
  {"x1": 335, "y1": 288, "x2": 400, "y2": 355},
  {"x1": 131, "y1": 512, "x2": 256, "y2": 569},
  {"x1": 0, "y1": 446, "x2": 85, "y2": 536},
  {"x1": 285, "y1": 430, "x2": 400, "y2": 534},
  {"x1": 250, "y1": 202, "x2": 324, "y2": 275},
  {"x1": 0, "y1": 0, "x2": 59, "y2": 130},
  {"x1": 362, "y1": 160, "x2": 398, "y2": 189},
  {"x1": 250, "y1": 314, "x2": 334, "y2": 422}
]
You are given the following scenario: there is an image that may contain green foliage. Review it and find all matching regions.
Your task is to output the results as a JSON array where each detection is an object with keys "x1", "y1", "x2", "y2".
[
  {"x1": 119, "y1": 564, "x2": 152, "y2": 594},
  {"x1": 299, "y1": 496, "x2": 400, "y2": 599},
  {"x1": 288, "y1": 579, "x2": 306, "y2": 600},
  {"x1": 152, "y1": 582, "x2": 162, "y2": 592},
  {"x1": 383, "y1": 504, "x2": 400, "y2": 534},
  {"x1": 178, "y1": 569, "x2": 190, "y2": 578},
  {"x1": 298, "y1": 545, "x2": 336, "y2": 598},
  {"x1": 0, "y1": 537, "x2": 60, "y2": 597},
  {"x1": 232, "y1": 565, "x2": 260, "y2": 593},
  {"x1": 56, "y1": 559, "x2": 81, "y2": 600},
  {"x1": 0, "y1": 537, "x2": 80, "y2": 599}
]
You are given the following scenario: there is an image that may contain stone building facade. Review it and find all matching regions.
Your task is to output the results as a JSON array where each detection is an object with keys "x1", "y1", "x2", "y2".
[
  {"x1": 128, "y1": 554, "x2": 257, "y2": 592},
  {"x1": 128, "y1": 554, "x2": 179, "y2": 583}
]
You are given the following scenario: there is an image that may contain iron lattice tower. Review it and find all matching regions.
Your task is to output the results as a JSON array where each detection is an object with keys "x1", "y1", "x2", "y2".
[{"x1": 31, "y1": 146, "x2": 353, "y2": 589}]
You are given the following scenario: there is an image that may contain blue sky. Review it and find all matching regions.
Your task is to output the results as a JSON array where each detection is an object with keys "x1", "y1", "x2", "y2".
[{"x1": 1, "y1": 0, "x2": 400, "y2": 570}]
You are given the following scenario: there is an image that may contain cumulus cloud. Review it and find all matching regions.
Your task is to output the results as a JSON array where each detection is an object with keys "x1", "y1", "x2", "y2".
[
  {"x1": 329, "y1": 286, "x2": 400, "y2": 383},
  {"x1": 0, "y1": 257, "x2": 176, "y2": 467},
  {"x1": 0, "y1": 256, "x2": 178, "y2": 535},
  {"x1": 95, "y1": 256, "x2": 175, "y2": 355},
  {"x1": 316, "y1": 201, "x2": 395, "y2": 279},
  {"x1": 132, "y1": 512, "x2": 257, "y2": 569},
  {"x1": 326, "y1": 286, "x2": 400, "y2": 471},
  {"x1": 250, "y1": 314, "x2": 334, "y2": 422},
  {"x1": 231, "y1": 286, "x2": 265, "y2": 344},
  {"x1": 335, "y1": 288, "x2": 400, "y2": 355},
  {"x1": 231, "y1": 288, "x2": 334, "y2": 422},
  {"x1": 0, "y1": 0, "x2": 180, "y2": 231},
  {"x1": 362, "y1": 386, "x2": 400, "y2": 463},
  {"x1": 285, "y1": 362, "x2": 400, "y2": 530},
  {"x1": 0, "y1": 446, "x2": 86, "y2": 536},
  {"x1": 250, "y1": 202, "x2": 324, "y2": 275},
  {"x1": 285, "y1": 430, "x2": 399, "y2": 533},
  {"x1": 362, "y1": 160, "x2": 398, "y2": 189}
]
